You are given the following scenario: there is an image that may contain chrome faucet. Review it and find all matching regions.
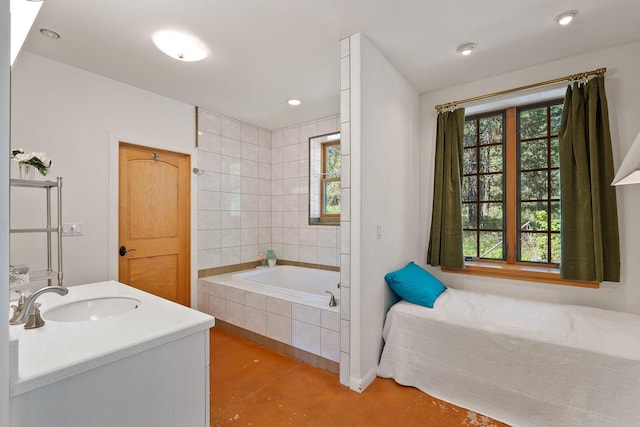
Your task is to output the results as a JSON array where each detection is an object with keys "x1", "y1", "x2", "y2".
[
  {"x1": 10, "y1": 286, "x2": 68, "y2": 328},
  {"x1": 325, "y1": 291, "x2": 337, "y2": 307}
]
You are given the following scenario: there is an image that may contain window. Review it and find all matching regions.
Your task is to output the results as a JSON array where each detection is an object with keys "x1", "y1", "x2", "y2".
[
  {"x1": 320, "y1": 140, "x2": 341, "y2": 221},
  {"x1": 309, "y1": 132, "x2": 341, "y2": 225},
  {"x1": 454, "y1": 99, "x2": 592, "y2": 286}
]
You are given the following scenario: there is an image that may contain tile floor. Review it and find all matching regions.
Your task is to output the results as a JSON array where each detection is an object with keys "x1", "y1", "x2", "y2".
[{"x1": 210, "y1": 328, "x2": 508, "y2": 426}]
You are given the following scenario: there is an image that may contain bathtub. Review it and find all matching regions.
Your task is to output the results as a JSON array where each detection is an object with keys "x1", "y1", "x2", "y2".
[
  {"x1": 198, "y1": 265, "x2": 342, "y2": 363},
  {"x1": 231, "y1": 266, "x2": 340, "y2": 306}
]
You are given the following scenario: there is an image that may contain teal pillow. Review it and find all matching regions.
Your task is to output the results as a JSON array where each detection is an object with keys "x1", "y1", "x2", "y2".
[{"x1": 384, "y1": 262, "x2": 447, "y2": 308}]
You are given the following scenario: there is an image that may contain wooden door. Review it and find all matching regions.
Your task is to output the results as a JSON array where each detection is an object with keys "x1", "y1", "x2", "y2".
[{"x1": 118, "y1": 142, "x2": 191, "y2": 306}]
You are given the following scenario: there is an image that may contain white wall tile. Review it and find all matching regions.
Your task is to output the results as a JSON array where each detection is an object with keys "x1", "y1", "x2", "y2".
[
  {"x1": 198, "y1": 249, "x2": 220, "y2": 269},
  {"x1": 267, "y1": 312, "x2": 291, "y2": 345},
  {"x1": 340, "y1": 37, "x2": 350, "y2": 59},
  {"x1": 199, "y1": 210, "x2": 220, "y2": 230},
  {"x1": 272, "y1": 195, "x2": 283, "y2": 212},
  {"x1": 225, "y1": 300, "x2": 245, "y2": 327},
  {"x1": 259, "y1": 227, "x2": 271, "y2": 244},
  {"x1": 283, "y1": 227, "x2": 300, "y2": 245},
  {"x1": 221, "y1": 174, "x2": 241, "y2": 193},
  {"x1": 271, "y1": 147, "x2": 283, "y2": 164},
  {"x1": 198, "y1": 230, "x2": 221, "y2": 249},
  {"x1": 292, "y1": 320, "x2": 321, "y2": 354},
  {"x1": 299, "y1": 228, "x2": 317, "y2": 246},
  {"x1": 341, "y1": 155, "x2": 350, "y2": 188},
  {"x1": 340, "y1": 352, "x2": 350, "y2": 387},
  {"x1": 221, "y1": 229, "x2": 241, "y2": 248},
  {"x1": 241, "y1": 211, "x2": 259, "y2": 228},
  {"x1": 259, "y1": 195, "x2": 272, "y2": 212},
  {"x1": 271, "y1": 129, "x2": 283, "y2": 148},
  {"x1": 242, "y1": 142, "x2": 259, "y2": 161},
  {"x1": 245, "y1": 306, "x2": 267, "y2": 335},
  {"x1": 267, "y1": 297, "x2": 291, "y2": 317},
  {"x1": 197, "y1": 292, "x2": 208, "y2": 312},
  {"x1": 341, "y1": 319, "x2": 350, "y2": 351},
  {"x1": 340, "y1": 255, "x2": 351, "y2": 287},
  {"x1": 321, "y1": 310, "x2": 340, "y2": 332},
  {"x1": 318, "y1": 117, "x2": 339, "y2": 134},
  {"x1": 220, "y1": 155, "x2": 241, "y2": 175},
  {"x1": 206, "y1": 282, "x2": 227, "y2": 298},
  {"x1": 222, "y1": 117, "x2": 242, "y2": 139},
  {"x1": 199, "y1": 110, "x2": 221, "y2": 135},
  {"x1": 198, "y1": 172, "x2": 221, "y2": 192},
  {"x1": 241, "y1": 244, "x2": 260, "y2": 263},
  {"x1": 241, "y1": 176, "x2": 260, "y2": 194},
  {"x1": 340, "y1": 90, "x2": 350, "y2": 123},
  {"x1": 209, "y1": 295, "x2": 226, "y2": 319},
  {"x1": 221, "y1": 193, "x2": 241, "y2": 211},
  {"x1": 220, "y1": 210, "x2": 241, "y2": 229},
  {"x1": 221, "y1": 137, "x2": 242, "y2": 158},
  {"x1": 258, "y1": 162, "x2": 272, "y2": 180},
  {"x1": 317, "y1": 228, "x2": 337, "y2": 248},
  {"x1": 341, "y1": 122, "x2": 351, "y2": 156},
  {"x1": 321, "y1": 328, "x2": 340, "y2": 362},
  {"x1": 299, "y1": 245, "x2": 317, "y2": 264},
  {"x1": 318, "y1": 247, "x2": 338, "y2": 267},
  {"x1": 284, "y1": 144, "x2": 299, "y2": 162},
  {"x1": 283, "y1": 162, "x2": 299, "y2": 179},
  {"x1": 198, "y1": 132, "x2": 221, "y2": 153},
  {"x1": 259, "y1": 146, "x2": 272, "y2": 164},
  {"x1": 220, "y1": 246, "x2": 242, "y2": 265},
  {"x1": 341, "y1": 56, "x2": 350, "y2": 90},
  {"x1": 241, "y1": 159, "x2": 259, "y2": 178},
  {"x1": 259, "y1": 129, "x2": 271, "y2": 148},
  {"x1": 299, "y1": 122, "x2": 318, "y2": 143},
  {"x1": 241, "y1": 228, "x2": 259, "y2": 246},
  {"x1": 292, "y1": 303, "x2": 321, "y2": 325},
  {"x1": 245, "y1": 291, "x2": 267, "y2": 310},
  {"x1": 284, "y1": 127, "x2": 299, "y2": 146},
  {"x1": 341, "y1": 221, "x2": 351, "y2": 254},
  {"x1": 283, "y1": 244, "x2": 299, "y2": 261},
  {"x1": 271, "y1": 212, "x2": 283, "y2": 228},
  {"x1": 272, "y1": 163, "x2": 283, "y2": 180},
  {"x1": 198, "y1": 191, "x2": 220, "y2": 210},
  {"x1": 241, "y1": 194, "x2": 260, "y2": 211},
  {"x1": 199, "y1": 151, "x2": 221, "y2": 173},
  {"x1": 241, "y1": 124, "x2": 259, "y2": 144},
  {"x1": 283, "y1": 194, "x2": 300, "y2": 211}
]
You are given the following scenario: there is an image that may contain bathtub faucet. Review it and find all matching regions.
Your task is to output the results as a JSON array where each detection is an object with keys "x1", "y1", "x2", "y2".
[{"x1": 325, "y1": 291, "x2": 337, "y2": 307}]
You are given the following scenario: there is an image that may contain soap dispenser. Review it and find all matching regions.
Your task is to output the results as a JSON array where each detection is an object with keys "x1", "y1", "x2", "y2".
[{"x1": 267, "y1": 249, "x2": 277, "y2": 267}]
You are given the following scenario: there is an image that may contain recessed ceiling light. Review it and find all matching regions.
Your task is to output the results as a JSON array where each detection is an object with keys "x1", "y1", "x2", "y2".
[
  {"x1": 40, "y1": 28, "x2": 60, "y2": 39},
  {"x1": 288, "y1": 99, "x2": 302, "y2": 106},
  {"x1": 457, "y1": 43, "x2": 476, "y2": 56},
  {"x1": 152, "y1": 30, "x2": 208, "y2": 62},
  {"x1": 555, "y1": 10, "x2": 578, "y2": 26}
]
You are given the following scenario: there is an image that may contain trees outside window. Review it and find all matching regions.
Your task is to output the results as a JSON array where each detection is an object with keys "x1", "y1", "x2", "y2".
[{"x1": 462, "y1": 99, "x2": 562, "y2": 266}]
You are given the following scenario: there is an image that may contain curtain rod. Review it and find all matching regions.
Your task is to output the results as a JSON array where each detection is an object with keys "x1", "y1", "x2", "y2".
[{"x1": 434, "y1": 67, "x2": 606, "y2": 112}]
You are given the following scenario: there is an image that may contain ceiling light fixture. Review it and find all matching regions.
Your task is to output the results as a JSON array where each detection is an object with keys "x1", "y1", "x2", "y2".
[
  {"x1": 288, "y1": 99, "x2": 302, "y2": 106},
  {"x1": 40, "y1": 28, "x2": 61, "y2": 39},
  {"x1": 10, "y1": 0, "x2": 44, "y2": 65},
  {"x1": 457, "y1": 43, "x2": 476, "y2": 56},
  {"x1": 555, "y1": 10, "x2": 578, "y2": 26},
  {"x1": 152, "y1": 30, "x2": 208, "y2": 62}
]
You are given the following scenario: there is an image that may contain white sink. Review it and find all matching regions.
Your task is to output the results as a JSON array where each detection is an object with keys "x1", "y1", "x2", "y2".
[{"x1": 43, "y1": 297, "x2": 141, "y2": 322}]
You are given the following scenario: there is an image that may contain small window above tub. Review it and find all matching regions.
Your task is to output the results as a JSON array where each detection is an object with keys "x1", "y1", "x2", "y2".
[{"x1": 309, "y1": 132, "x2": 341, "y2": 225}]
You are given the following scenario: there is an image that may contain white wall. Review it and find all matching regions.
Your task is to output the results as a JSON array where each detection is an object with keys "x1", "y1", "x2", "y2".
[
  {"x1": 419, "y1": 39, "x2": 640, "y2": 314},
  {"x1": 348, "y1": 34, "x2": 420, "y2": 391},
  {"x1": 1, "y1": 0, "x2": 10, "y2": 423},
  {"x1": 10, "y1": 52, "x2": 196, "y2": 291}
]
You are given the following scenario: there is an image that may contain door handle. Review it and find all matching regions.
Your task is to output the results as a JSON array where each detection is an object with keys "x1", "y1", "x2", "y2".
[{"x1": 119, "y1": 245, "x2": 137, "y2": 257}]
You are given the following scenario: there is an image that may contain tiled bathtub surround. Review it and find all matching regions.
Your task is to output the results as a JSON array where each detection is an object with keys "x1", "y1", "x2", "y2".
[
  {"x1": 270, "y1": 116, "x2": 341, "y2": 268},
  {"x1": 197, "y1": 109, "x2": 273, "y2": 270},
  {"x1": 197, "y1": 109, "x2": 341, "y2": 270},
  {"x1": 198, "y1": 274, "x2": 341, "y2": 363}
]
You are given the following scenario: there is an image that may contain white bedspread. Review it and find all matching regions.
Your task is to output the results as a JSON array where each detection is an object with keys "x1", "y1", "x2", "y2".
[{"x1": 377, "y1": 288, "x2": 640, "y2": 427}]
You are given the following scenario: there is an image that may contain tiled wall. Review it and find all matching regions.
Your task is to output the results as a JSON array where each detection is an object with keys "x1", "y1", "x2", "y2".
[
  {"x1": 198, "y1": 278, "x2": 341, "y2": 362},
  {"x1": 197, "y1": 110, "x2": 273, "y2": 270},
  {"x1": 270, "y1": 116, "x2": 341, "y2": 267},
  {"x1": 339, "y1": 37, "x2": 352, "y2": 388},
  {"x1": 197, "y1": 109, "x2": 341, "y2": 271}
]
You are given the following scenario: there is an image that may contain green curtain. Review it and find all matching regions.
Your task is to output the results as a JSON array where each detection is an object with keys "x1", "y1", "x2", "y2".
[
  {"x1": 427, "y1": 108, "x2": 465, "y2": 269},
  {"x1": 559, "y1": 75, "x2": 620, "y2": 282}
]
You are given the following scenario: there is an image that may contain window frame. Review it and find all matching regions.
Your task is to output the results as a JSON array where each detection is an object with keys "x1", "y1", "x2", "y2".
[
  {"x1": 319, "y1": 140, "x2": 341, "y2": 222},
  {"x1": 444, "y1": 99, "x2": 598, "y2": 288}
]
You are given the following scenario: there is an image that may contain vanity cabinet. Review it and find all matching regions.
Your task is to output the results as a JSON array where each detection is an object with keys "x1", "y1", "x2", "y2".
[{"x1": 9, "y1": 177, "x2": 63, "y2": 287}]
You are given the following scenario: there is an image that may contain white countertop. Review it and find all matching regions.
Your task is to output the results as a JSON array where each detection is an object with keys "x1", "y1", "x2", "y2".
[{"x1": 9, "y1": 281, "x2": 214, "y2": 396}]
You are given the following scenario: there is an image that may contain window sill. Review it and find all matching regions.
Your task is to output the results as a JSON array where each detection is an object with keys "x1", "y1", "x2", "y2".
[{"x1": 442, "y1": 261, "x2": 599, "y2": 289}]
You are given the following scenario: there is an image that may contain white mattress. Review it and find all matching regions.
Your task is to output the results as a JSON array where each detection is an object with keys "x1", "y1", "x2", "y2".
[{"x1": 377, "y1": 288, "x2": 640, "y2": 427}]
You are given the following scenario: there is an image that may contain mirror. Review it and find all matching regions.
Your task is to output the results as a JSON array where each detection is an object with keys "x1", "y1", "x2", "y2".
[{"x1": 309, "y1": 132, "x2": 341, "y2": 225}]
